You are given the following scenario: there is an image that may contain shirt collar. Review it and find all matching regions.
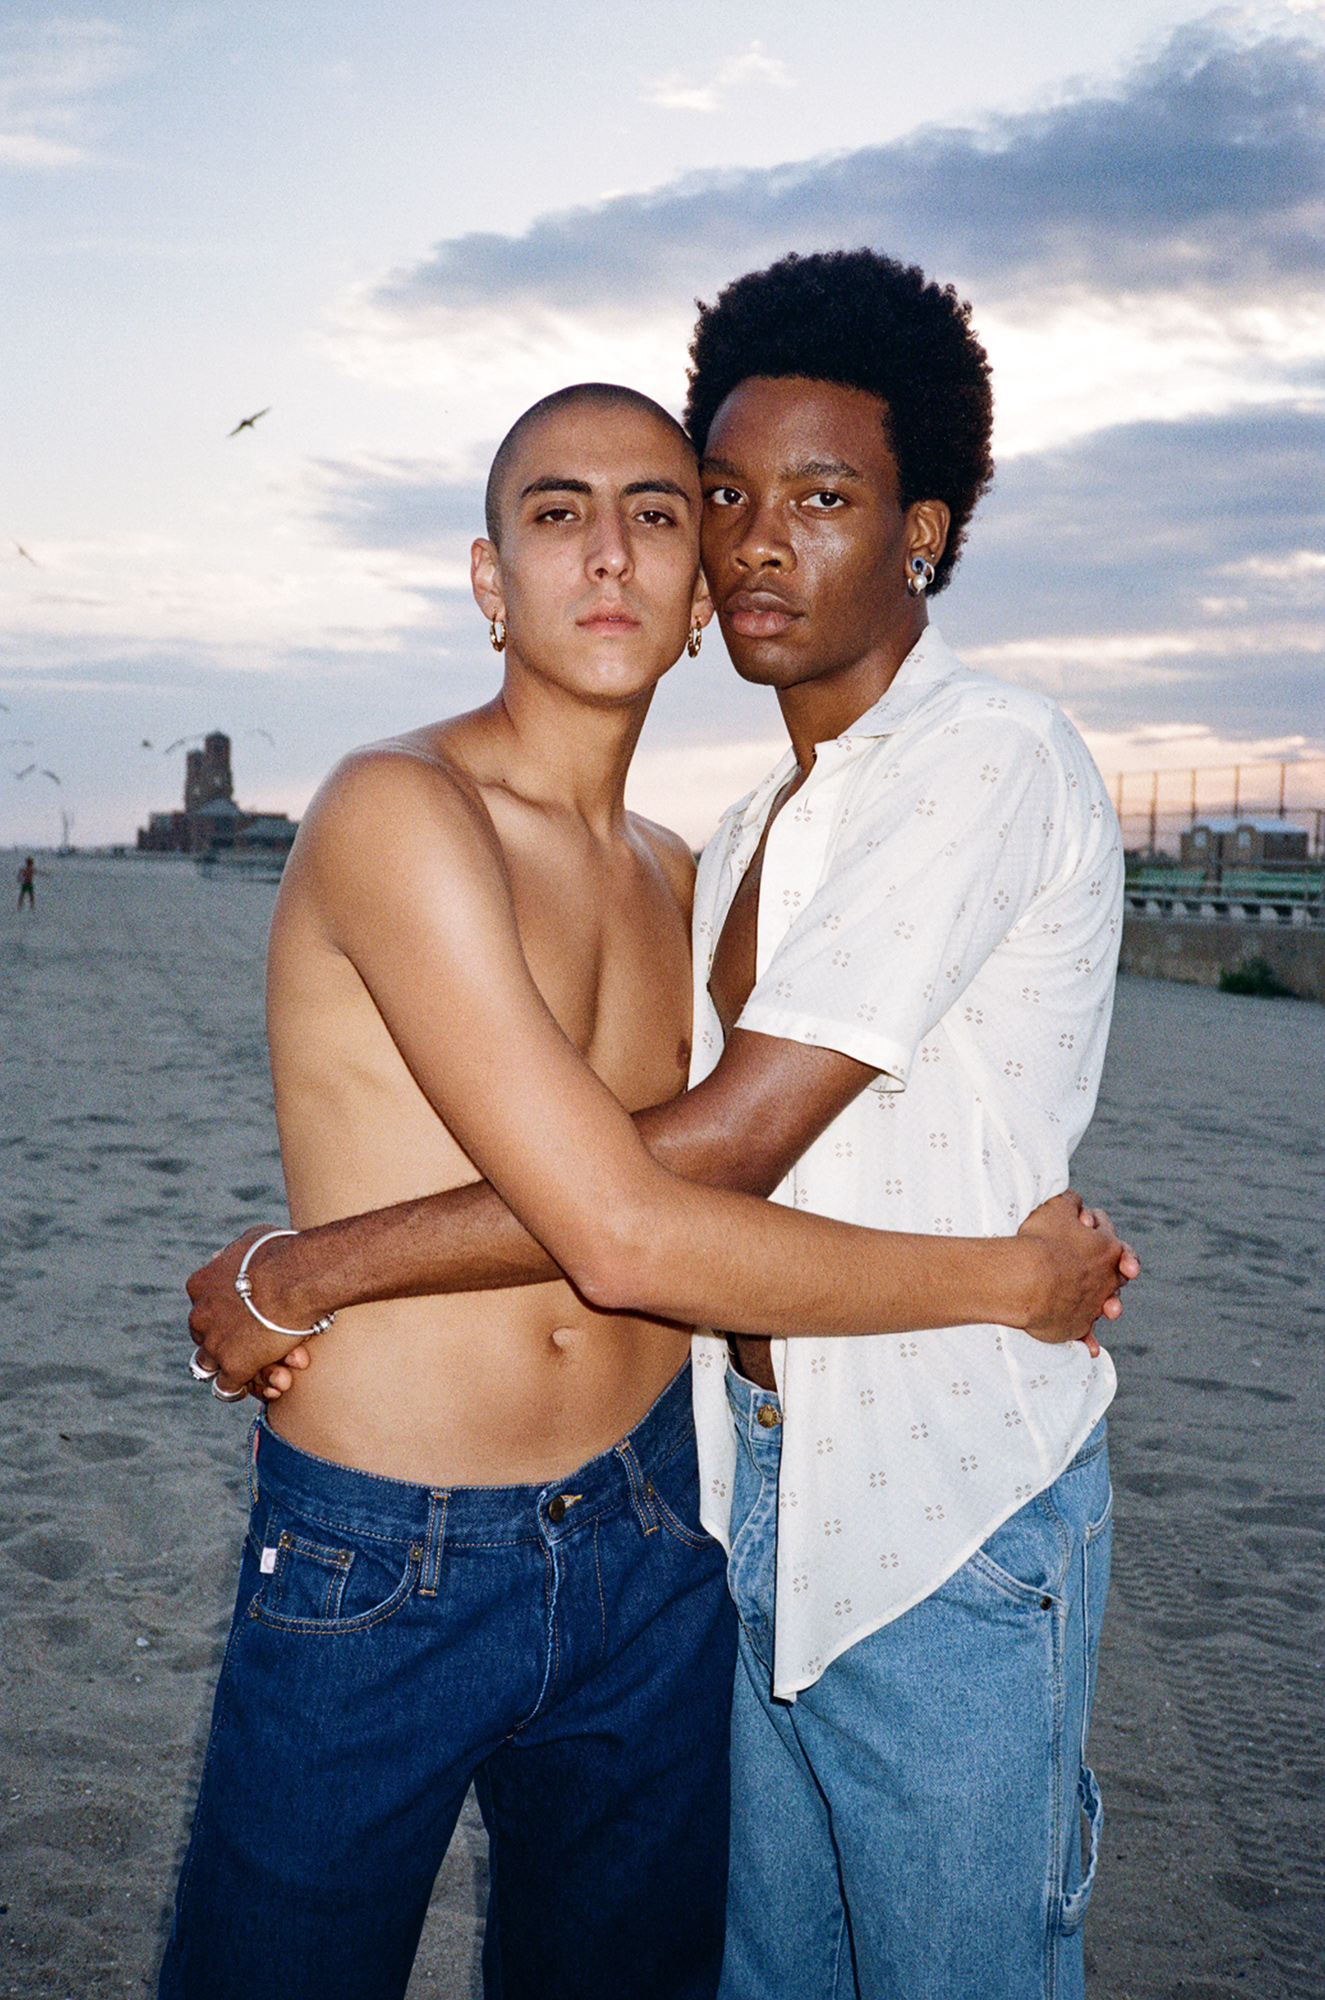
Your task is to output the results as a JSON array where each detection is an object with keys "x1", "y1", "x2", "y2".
[
  {"x1": 835, "y1": 623, "x2": 964, "y2": 741},
  {"x1": 723, "y1": 624, "x2": 966, "y2": 835}
]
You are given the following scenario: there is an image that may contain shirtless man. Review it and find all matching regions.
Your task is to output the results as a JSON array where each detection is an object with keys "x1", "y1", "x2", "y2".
[{"x1": 170, "y1": 382, "x2": 1129, "y2": 2000}]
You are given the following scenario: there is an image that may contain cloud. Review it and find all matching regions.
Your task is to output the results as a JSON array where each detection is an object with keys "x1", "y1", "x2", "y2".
[
  {"x1": 940, "y1": 404, "x2": 1325, "y2": 743},
  {"x1": 365, "y1": 15, "x2": 1325, "y2": 332},
  {"x1": 311, "y1": 458, "x2": 489, "y2": 552},
  {"x1": 0, "y1": 520, "x2": 466, "y2": 661},
  {"x1": 0, "y1": 17, "x2": 136, "y2": 170},
  {"x1": 643, "y1": 41, "x2": 795, "y2": 115}
]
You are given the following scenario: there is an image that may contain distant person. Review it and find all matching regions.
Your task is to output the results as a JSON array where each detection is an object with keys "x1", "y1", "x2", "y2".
[
  {"x1": 190, "y1": 253, "x2": 1132, "y2": 2000},
  {"x1": 16, "y1": 856, "x2": 34, "y2": 910},
  {"x1": 169, "y1": 379, "x2": 1129, "y2": 2000}
]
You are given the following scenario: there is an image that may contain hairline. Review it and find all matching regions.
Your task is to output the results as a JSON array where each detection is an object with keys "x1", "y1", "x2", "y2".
[{"x1": 484, "y1": 384, "x2": 695, "y2": 545}]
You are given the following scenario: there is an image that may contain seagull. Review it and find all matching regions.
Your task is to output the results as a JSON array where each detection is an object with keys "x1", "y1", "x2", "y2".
[
  {"x1": 163, "y1": 734, "x2": 205, "y2": 755},
  {"x1": 41, "y1": 769, "x2": 61, "y2": 784},
  {"x1": 14, "y1": 763, "x2": 35, "y2": 780},
  {"x1": 13, "y1": 543, "x2": 38, "y2": 565},
  {"x1": 247, "y1": 726, "x2": 276, "y2": 745},
  {"x1": 141, "y1": 738, "x2": 153, "y2": 749},
  {"x1": 228, "y1": 407, "x2": 271, "y2": 437}
]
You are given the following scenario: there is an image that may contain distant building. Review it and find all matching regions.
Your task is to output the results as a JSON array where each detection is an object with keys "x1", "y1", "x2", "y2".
[
  {"x1": 1180, "y1": 816, "x2": 1309, "y2": 872},
  {"x1": 136, "y1": 731, "x2": 297, "y2": 858},
  {"x1": 184, "y1": 733, "x2": 234, "y2": 814}
]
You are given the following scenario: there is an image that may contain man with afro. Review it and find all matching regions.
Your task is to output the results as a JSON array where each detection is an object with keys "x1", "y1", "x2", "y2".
[{"x1": 681, "y1": 249, "x2": 1122, "y2": 2000}]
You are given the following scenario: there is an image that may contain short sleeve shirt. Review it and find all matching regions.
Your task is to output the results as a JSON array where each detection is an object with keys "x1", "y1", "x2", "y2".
[{"x1": 688, "y1": 626, "x2": 1123, "y2": 1698}]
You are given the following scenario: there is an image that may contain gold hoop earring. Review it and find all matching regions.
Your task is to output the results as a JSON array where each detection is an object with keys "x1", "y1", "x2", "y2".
[
  {"x1": 686, "y1": 623, "x2": 703, "y2": 658},
  {"x1": 489, "y1": 617, "x2": 507, "y2": 653}
]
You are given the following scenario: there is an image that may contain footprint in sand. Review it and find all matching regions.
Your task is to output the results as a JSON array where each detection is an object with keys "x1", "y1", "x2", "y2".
[{"x1": 6, "y1": 1532, "x2": 94, "y2": 1582}]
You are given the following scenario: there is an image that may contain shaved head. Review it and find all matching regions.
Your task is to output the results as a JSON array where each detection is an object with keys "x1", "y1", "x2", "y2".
[{"x1": 484, "y1": 384, "x2": 693, "y2": 544}]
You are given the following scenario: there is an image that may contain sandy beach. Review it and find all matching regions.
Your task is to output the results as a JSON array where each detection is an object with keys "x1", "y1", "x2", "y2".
[{"x1": 1, "y1": 849, "x2": 1321, "y2": 1999}]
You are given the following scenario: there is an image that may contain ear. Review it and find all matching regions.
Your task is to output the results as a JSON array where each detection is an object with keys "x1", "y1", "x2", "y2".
[
  {"x1": 905, "y1": 499, "x2": 950, "y2": 567},
  {"x1": 471, "y1": 538, "x2": 504, "y2": 621},
  {"x1": 690, "y1": 565, "x2": 715, "y2": 630}
]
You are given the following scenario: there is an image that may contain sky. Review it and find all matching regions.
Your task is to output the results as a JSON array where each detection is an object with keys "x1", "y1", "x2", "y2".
[{"x1": 3, "y1": 0, "x2": 1323, "y2": 850}]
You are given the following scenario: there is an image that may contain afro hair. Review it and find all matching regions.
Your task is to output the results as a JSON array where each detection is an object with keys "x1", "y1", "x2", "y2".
[{"x1": 684, "y1": 249, "x2": 994, "y2": 594}]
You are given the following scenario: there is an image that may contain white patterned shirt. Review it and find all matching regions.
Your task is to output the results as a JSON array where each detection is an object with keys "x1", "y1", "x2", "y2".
[{"x1": 688, "y1": 625, "x2": 1122, "y2": 1698}]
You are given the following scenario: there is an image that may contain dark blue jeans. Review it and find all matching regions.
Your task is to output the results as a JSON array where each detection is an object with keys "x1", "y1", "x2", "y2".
[{"x1": 159, "y1": 1365, "x2": 736, "y2": 2000}]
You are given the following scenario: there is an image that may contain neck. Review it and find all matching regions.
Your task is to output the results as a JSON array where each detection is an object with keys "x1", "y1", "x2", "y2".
[
  {"x1": 483, "y1": 655, "x2": 655, "y2": 834},
  {"x1": 776, "y1": 606, "x2": 928, "y2": 772}
]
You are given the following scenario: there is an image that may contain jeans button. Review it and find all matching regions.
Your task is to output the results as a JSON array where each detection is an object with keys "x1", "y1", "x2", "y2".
[
  {"x1": 756, "y1": 1404, "x2": 781, "y2": 1429},
  {"x1": 547, "y1": 1496, "x2": 567, "y2": 1523}
]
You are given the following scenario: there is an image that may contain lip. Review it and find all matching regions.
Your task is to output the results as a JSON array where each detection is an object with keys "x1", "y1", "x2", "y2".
[
  {"x1": 721, "y1": 587, "x2": 802, "y2": 638},
  {"x1": 576, "y1": 607, "x2": 642, "y2": 633}
]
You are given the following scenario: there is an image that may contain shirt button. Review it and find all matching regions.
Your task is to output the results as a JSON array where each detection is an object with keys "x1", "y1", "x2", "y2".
[
  {"x1": 547, "y1": 1496, "x2": 567, "y2": 1523},
  {"x1": 756, "y1": 1404, "x2": 781, "y2": 1430}
]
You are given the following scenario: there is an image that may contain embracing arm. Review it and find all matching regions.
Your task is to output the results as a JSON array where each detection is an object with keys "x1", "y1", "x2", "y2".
[
  {"x1": 191, "y1": 988, "x2": 1130, "y2": 1388},
  {"x1": 209, "y1": 1028, "x2": 856, "y2": 1314},
  {"x1": 188, "y1": 731, "x2": 1134, "y2": 1391}
]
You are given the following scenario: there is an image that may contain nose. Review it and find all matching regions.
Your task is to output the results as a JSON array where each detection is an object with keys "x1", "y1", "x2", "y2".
[
  {"x1": 586, "y1": 509, "x2": 632, "y2": 581},
  {"x1": 729, "y1": 497, "x2": 790, "y2": 574}
]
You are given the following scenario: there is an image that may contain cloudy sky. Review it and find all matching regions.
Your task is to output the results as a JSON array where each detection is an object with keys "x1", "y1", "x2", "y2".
[{"x1": 3, "y1": 0, "x2": 1323, "y2": 849}]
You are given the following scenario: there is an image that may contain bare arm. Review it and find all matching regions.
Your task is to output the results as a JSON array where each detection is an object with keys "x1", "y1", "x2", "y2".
[
  {"x1": 191, "y1": 869, "x2": 1132, "y2": 1387},
  {"x1": 208, "y1": 1028, "x2": 864, "y2": 1314}
]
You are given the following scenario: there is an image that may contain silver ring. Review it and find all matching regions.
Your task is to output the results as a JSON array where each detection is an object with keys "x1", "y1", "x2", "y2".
[
  {"x1": 211, "y1": 1379, "x2": 247, "y2": 1403},
  {"x1": 189, "y1": 1352, "x2": 219, "y2": 1383}
]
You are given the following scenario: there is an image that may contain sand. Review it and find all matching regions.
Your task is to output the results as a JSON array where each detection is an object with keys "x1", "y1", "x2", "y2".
[{"x1": 1, "y1": 849, "x2": 1321, "y2": 1999}]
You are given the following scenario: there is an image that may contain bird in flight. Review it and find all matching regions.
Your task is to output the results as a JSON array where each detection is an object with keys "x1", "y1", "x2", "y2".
[
  {"x1": 14, "y1": 763, "x2": 36, "y2": 780},
  {"x1": 228, "y1": 407, "x2": 271, "y2": 437},
  {"x1": 247, "y1": 726, "x2": 276, "y2": 745},
  {"x1": 13, "y1": 543, "x2": 38, "y2": 565},
  {"x1": 42, "y1": 769, "x2": 61, "y2": 784},
  {"x1": 162, "y1": 734, "x2": 204, "y2": 755}
]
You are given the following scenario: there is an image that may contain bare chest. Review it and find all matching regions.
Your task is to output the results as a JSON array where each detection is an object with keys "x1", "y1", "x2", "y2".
[
  {"x1": 708, "y1": 772, "x2": 805, "y2": 1039},
  {"x1": 509, "y1": 848, "x2": 694, "y2": 1112}
]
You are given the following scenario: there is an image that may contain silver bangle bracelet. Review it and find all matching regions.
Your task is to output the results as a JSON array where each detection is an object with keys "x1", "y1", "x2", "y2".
[{"x1": 234, "y1": 1229, "x2": 338, "y2": 1339}]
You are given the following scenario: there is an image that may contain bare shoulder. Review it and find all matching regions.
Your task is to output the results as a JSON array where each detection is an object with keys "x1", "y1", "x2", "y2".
[
  {"x1": 300, "y1": 724, "x2": 496, "y2": 855},
  {"x1": 630, "y1": 812, "x2": 697, "y2": 917},
  {"x1": 283, "y1": 720, "x2": 518, "y2": 946}
]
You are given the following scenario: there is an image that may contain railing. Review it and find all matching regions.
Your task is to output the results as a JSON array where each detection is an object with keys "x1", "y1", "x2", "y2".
[{"x1": 1124, "y1": 859, "x2": 1324, "y2": 926}]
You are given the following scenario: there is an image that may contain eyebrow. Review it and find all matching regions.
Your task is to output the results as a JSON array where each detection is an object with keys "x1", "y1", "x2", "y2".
[
  {"x1": 517, "y1": 475, "x2": 694, "y2": 503},
  {"x1": 701, "y1": 454, "x2": 863, "y2": 482}
]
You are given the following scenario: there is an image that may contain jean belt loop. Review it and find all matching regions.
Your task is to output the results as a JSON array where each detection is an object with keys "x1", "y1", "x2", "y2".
[
  {"x1": 614, "y1": 1439, "x2": 657, "y2": 1534},
  {"x1": 419, "y1": 1490, "x2": 448, "y2": 1597},
  {"x1": 246, "y1": 1415, "x2": 262, "y2": 1507}
]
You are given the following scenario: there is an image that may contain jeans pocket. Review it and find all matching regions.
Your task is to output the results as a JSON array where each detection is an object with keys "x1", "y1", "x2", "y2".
[
  {"x1": 966, "y1": 1497, "x2": 1070, "y2": 1607},
  {"x1": 645, "y1": 1478, "x2": 714, "y2": 1549},
  {"x1": 247, "y1": 1509, "x2": 420, "y2": 1632}
]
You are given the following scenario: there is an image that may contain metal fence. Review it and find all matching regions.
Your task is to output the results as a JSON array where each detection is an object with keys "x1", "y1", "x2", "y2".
[
  {"x1": 1110, "y1": 758, "x2": 1325, "y2": 858},
  {"x1": 1112, "y1": 758, "x2": 1325, "y2": 928}
]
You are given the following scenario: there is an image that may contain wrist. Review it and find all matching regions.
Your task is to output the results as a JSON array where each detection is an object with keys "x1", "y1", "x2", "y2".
[
  {"x1": 993, "y1": 1234, "x2": 1044, "y2": 1332},
  {"x1": 246, "y1": 1231, "x2": 334, "y2": 1332}
]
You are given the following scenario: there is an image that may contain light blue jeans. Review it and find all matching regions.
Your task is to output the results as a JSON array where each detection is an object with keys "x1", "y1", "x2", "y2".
[{"x1": 720, "y1": 1368, "x2": 1111, "y2": 2000}]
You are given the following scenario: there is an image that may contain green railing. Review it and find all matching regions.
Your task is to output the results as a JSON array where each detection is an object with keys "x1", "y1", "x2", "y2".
[{"x1": 1125, "y1": 862, "x2": 1324, "y2": 921}]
